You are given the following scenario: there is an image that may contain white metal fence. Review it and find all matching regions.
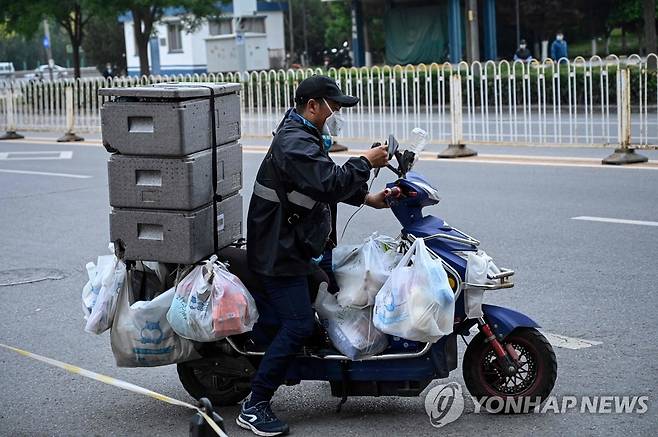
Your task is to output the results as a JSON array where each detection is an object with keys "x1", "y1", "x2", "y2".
[{"x1": 1, "y1": 54, "x2": 657, "y2": 147}]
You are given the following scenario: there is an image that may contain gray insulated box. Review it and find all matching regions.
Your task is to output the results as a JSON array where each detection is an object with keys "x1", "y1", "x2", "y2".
[
  {"x1": 110, "y1": 194, "x2": 244, "y2": 264},
  {"x1": 108, "y1": 141, "x2": 243, "y2": 210},
  {"x1": 99, "y1": 82, "x2": 241, "y2": 156}
]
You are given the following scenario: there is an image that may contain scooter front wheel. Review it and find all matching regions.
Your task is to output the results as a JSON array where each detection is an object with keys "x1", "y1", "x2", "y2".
[{"x1": 462, "y1": 327, "x2": 557, "y2": 412}]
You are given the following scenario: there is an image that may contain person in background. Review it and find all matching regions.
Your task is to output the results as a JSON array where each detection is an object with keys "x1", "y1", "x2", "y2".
[
  {"x1": 551, "y1": 32, "x2": 568, "y2": 61},
  {"x1": 102, "y1": 63, "x2": 113, "y2": 79},
  {"x1": 514, "y1": 39, "x2": 533, "y2": 62}
]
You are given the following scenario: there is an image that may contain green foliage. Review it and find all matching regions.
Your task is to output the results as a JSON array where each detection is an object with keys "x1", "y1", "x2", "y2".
[
  {"x1": 287, "y1": 0, "x2": 326, "y2": 64},
  {"x1": 607, "y1": 0, "x2": 656, "y2": 28},
  {"x1": 81, "y1": 16, "x2": 127, "y2": 75},
  {"x1": 0, "y1": 20, "x2": 69, "y2": 69},
  {"x1": 0, "y1": 0, "x2": 116, "y2": 77},
  {"x1": 324, "y1": 1, "x2": 351, "y2": 49}
]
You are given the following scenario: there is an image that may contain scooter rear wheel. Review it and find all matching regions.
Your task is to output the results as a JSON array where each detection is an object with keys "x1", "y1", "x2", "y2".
[
  {"x1": 177, "y1": 358, "x2": 253, "y2": 407},
  {"x1": 462, "y1": 327, "x2": 557, "y2": 412}
]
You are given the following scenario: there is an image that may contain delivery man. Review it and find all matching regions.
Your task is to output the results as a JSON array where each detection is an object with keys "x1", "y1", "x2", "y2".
[{"x1": 239, "y1": 75, "x2": 389, "y2": 436}]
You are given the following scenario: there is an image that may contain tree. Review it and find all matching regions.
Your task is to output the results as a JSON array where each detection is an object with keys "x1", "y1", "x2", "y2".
[
  {"x1": 0, "y1": 0, "x2": 108, "y2": 78},
  {"x1": 324, "y1": 1, "x2": 351, "y2": 50},
  {"x1": 284, "y1": 0, "x2": 326, "y2": 66},
  {"x1": 0, "y1": 21, "x2": 69, "y2": 70},
  {"x1": 81, "y1": 16, "x2": 127, "y2": 75},
  {"x1": 607, "y1": 0, "x2": 658, "y2": 53},
  {"x1": 116, "y1": 1, "x2": 226, "y2": 76}
]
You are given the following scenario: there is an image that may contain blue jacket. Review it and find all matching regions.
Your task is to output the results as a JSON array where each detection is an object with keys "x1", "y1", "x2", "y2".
[{"x1": 551, "y1": 39, "x2": 568, "y2": 61}]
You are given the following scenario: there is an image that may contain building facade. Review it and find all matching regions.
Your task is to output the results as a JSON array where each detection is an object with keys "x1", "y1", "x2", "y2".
[{"x1": 121, "y1": 2, "x2": 286, "y2": 76}]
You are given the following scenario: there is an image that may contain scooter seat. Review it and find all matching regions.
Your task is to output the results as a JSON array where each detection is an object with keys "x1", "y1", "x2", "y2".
[
  {"x1": 217, "y1": 246, "x2": 329, "y2": 302},
  {"x1": 217, "y1": 246, "x2": 331, "y2": 351}
]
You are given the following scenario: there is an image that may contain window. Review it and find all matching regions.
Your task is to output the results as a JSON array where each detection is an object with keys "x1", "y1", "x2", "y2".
[
  {"x1": 236, "y1": 16, "x2": 266, "y2": 34},
  {"x1": 209, "y1": 18, "x2": 232, "y2": 36},
  {"x1": 167, "y1": 23, "x2": 183, "y2": 52}
]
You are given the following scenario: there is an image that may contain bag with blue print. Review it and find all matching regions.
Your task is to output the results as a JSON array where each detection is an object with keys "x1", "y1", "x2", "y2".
[
  {"x1": 373, "y1": 237, "x2": 455, "y2": 343},
  {"x1": 110, "y1": 270, "x2": 200, "y2": 367}
]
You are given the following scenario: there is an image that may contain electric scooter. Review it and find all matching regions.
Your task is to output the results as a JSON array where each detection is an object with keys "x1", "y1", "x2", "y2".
[{"x1": 176, "y1": 135, "x2": 558, "y2": 410}]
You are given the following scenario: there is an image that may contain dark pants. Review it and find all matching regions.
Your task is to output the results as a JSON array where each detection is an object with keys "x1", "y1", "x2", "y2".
[{"x1": 249, "y1": 274, "x2": 316, "y2": 403}]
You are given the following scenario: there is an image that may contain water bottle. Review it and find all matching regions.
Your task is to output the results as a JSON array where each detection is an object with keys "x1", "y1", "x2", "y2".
[
  {"x1": 409, "y1": 127, "x2": 429, "y2": 154},
  {"x1": 82, "y1": 262, "x2": 98, "y2": 312},
  {"x1": 408, "y1": 127, "x2": 429, "y2": 164},
  {"x1": 86, "y1": 262, "x2": 96, "y2": 282}
]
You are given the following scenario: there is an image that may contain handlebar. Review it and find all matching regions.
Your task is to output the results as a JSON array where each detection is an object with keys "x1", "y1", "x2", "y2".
[{"x1": 384, "y1": 186, "x2": 401, "y2": 198}]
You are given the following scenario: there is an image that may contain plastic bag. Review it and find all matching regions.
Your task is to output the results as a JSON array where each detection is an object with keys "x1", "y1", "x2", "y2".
[
  {"x1": 334, "y1": 233, "x2": 401, "y2": 308},
  {"x1": 464, "y1": 250, "x2": 501, "y2": 318},
  {"x1": 110, "y1": 277, "x2": 201, "y2": 367},
  {"x1": 85, "y1": 256, "x2": 126, "y2": 335},
  {"x1": 314, "y1": 284, "x2": 388, "y2": 360},
  {"x1": 81, "y1": 255, "x2": 116, "y2": 319},
  {"x1": 373, "y1": 238, "x2": 455, "y2": 343},
  {"x1": 167, "y1": 259, "x2": 259, "y2": 342}
]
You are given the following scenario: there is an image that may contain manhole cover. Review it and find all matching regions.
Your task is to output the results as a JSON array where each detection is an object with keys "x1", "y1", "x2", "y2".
[{"x1": 0, "y1": 268, "x2": 66, "y2": 287}]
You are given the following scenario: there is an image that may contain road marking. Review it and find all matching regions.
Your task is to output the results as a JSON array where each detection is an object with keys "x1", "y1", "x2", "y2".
[
  {"x1": 572, "y1": 216, "x2": 658, "y2": 227},
  {"x1": 0, "y1": 169, "x2": 91, "y2": 179},
  {"x1": 0, "y1": 151, "x2": 73, "y2": 160},
  {"x1": 0, "y1": 342, "x2": 227, "y2": 437},
  {"x1": 539, "y1": 331, "x2": 603, "y2": 350}
]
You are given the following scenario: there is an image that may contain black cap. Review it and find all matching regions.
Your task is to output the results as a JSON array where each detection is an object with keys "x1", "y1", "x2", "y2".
[{"x1": 294, "y1": 75, "x2": 359, "y2": 107}]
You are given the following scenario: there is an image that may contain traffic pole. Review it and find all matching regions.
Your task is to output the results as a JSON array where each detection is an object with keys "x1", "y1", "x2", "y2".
[
  {"x1": 438, "y1": 74, "x2": 477, "y2": 158},
  {"x1": 57, "y1": 85, "x2": 84, "y2": 142},
  {"x1": 602, "y1": 68, "x2": 648, "y2": 165},
  {"x1": 0, "y1": 88, "x2": 24, "y2": 140}
]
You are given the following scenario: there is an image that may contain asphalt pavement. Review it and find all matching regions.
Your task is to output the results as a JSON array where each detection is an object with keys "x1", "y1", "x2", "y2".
[{"x1": 0, "y1": 135, "x2": 656, "y2": 436}]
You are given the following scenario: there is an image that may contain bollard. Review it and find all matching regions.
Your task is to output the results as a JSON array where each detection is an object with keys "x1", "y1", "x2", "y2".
[
  {"x1": 438, "y1": 74, "x2": 477, "y2": 158},
  {"x1": 329, "y1": 136, "x2": 348, "y2": 152},
  {"x1": 602, "y1": 68, "x2": 648, "y2": 165},
  {"x1": 0, "y1": 88, "x2": 24, "y2": 140},
  {"x1": 57, "y1": 86, "x2": 84, "y2": 142}
]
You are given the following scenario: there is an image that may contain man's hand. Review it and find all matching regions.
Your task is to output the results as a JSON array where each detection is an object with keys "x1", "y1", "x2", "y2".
[
  {"x1": 365, "y1": 190, "x2": 389, "y2": 209},
  {"x1": 361, "y1": 144, "x2": 388, "y2": 168}
]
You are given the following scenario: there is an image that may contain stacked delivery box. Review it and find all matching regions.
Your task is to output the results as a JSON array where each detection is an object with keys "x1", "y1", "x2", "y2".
[{"x1": 98, "y1": 83, "x2": 244, "y2": 264}]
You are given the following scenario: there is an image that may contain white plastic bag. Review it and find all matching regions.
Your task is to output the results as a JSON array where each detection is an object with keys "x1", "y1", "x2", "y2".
[
  {"x1": 314, "y1": 285, "x2": 388, "y2": 360},
  {"x1": 110, "y1": 279, "x2": 201, "y2": 367},
  {"x1": 334, "y1": 233, "x2": 401, "y2": 308},
  {"x1": 85, "y1": 256, "x2": 126, "y2": 335},
  {"x1": 373, "y1": 238, "x2": 455, "y2": 343},
  {"x1": 167, "y1": 259, "x2": 259, "y2": 342},
  {"x1": 464, "y1": 250, "x2": 501, "y2": 318},
  {"x1": 81, "y1": 255, "x2": 116, "y2": 319}
]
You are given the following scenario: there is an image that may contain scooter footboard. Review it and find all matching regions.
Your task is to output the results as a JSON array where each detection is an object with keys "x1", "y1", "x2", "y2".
[{"x1": 481, "y1": 304, "x2": 540, "y2": 339}]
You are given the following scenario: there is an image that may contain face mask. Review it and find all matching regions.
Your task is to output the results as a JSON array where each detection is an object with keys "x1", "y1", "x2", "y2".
[
  {"x1": 557, "y1": 35, "x2": 563, "y2": 41},
  {"x1": 520, "y1": 44, "x2": 526, "y2": 49},
  {"x1": 322, "y1": 99, "x2": 345, "y2": 137}
]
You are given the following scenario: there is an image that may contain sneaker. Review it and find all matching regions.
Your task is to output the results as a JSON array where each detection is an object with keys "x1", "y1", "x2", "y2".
[{"x1": 236, "y1": 400, "x2": 290, "y2": 436}]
